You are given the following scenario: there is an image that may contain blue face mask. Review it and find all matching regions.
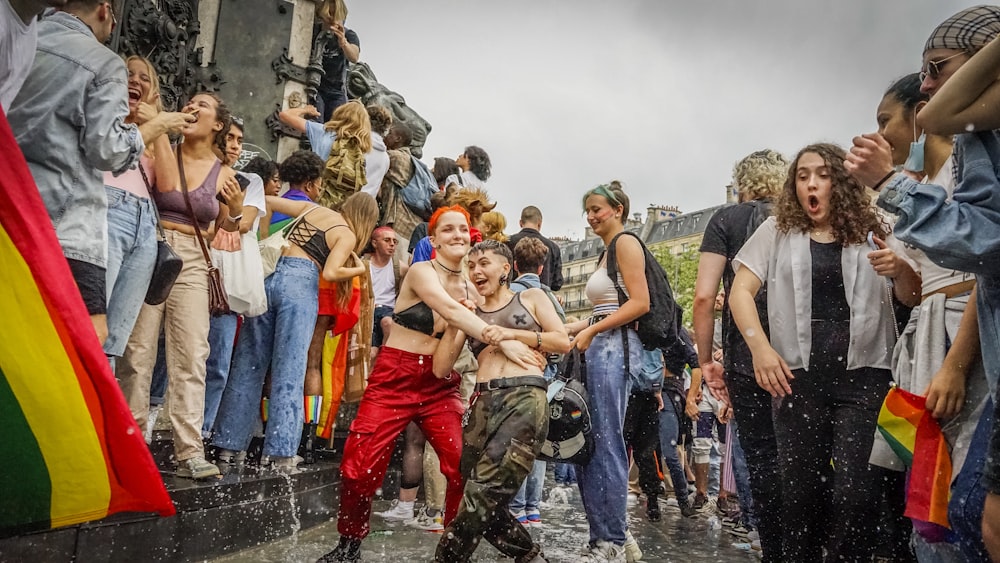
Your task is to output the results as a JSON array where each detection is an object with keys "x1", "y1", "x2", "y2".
[{"x1": 904, "y1": 132, "x2": 926, "y2": 173}]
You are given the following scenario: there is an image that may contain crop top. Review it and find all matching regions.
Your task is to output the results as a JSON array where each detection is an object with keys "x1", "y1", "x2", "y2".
[
  {"x1": 468, "y1": 292, "x2": 542, "y2": 357},
  {"x1": 287, "y1": 217, "x2": 346, "y2": 266},
  {"x1": 153, "y1": 158, "x2": 222, "y2": 231},
  {"x1": 393, "y1": 268, "x2": 470, "y2": 338},
  {"x1": 393, "y1": 302, "x2": 443, "y2": 338},
  {"x1": 103, "y1": 154, "x2": 153, "y2": 199},
  {"x1": 585, "y1": 259, "x2": 627, "y2": 306}
]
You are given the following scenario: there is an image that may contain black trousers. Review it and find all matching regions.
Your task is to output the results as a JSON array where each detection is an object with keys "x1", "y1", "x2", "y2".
[
  {"x1": 776, "y1": 319, "x2": 892, "y2": 562},
  {"x1": 623, "y1": 389, "x2": 662, "y2": 498},
  {"x1": 726, "y1": 368, "x2": 784, "y2": 563}
]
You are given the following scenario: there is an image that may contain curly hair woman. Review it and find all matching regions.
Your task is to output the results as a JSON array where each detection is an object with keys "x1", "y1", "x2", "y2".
[{"x1": 729, "y1": 143, "x2": 903, "y2": 561}]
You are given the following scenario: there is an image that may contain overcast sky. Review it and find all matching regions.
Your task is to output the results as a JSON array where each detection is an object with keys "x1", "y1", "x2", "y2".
[{"x1": 347, "y1": 0, "x2": 979, "y2": 239}]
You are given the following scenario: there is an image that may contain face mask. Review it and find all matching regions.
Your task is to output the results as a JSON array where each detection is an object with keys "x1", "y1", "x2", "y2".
[
  {"x1": 904, "y1": 132, "x2": 926, "y2": 173},
  {"x1": 903, "y1": 106, "x2": 925, "y2": 173}
]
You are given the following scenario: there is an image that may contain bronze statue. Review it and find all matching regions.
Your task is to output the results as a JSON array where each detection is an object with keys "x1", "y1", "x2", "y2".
[{"x1": 347, "y1": 62, "x2": 431, "y2": 158}]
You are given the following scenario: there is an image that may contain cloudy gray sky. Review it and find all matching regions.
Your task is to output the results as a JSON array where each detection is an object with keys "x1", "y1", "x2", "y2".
[{"x1": 348, "y1": 0, "x2": 979, "y2": 239}]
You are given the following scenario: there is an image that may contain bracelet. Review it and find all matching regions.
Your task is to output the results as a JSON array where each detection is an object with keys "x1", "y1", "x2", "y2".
[
  {"x1": 534, "y1": 331, "x2": 542, "y2": 350},
  {"x1": 227, "y1": 214, "x2": 243, "y2": 223},
  {"x1": 872, "y1": 170, "x2": 896, "y2": 192}
]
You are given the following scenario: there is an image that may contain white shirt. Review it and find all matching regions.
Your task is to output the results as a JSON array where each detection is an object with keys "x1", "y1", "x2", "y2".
[
  {"x1": 1, "y1": 1, "x2": 37, "y2": 111},
  {"x1": 369, "y1": 258, "x2": 396, "y2": 308},
  {"x1": 902, "y1": 156, "x2": 975, "y2": 295},
  {"x1": 236, "y1": 171, "x2": 267, "y2": 232},
  {"x1": 734, "y1": 217, "x2": 896, "y2": 371},
  {"x1": 444, "y1": 170, "x2": 485, "y2": 190}
]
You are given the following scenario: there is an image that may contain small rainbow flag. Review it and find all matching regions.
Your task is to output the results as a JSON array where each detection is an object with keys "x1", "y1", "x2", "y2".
[
  {"x1": 0, "y1": 111, "x2": 174, "y2": 536},
  {"x1": 876, "y1": 386, "x2": 952, "y2": 529}
]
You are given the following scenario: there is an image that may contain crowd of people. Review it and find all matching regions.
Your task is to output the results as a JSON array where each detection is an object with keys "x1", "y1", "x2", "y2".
[{"x1": 4, "y1": 1, "x2": 1000, "y2": 563}]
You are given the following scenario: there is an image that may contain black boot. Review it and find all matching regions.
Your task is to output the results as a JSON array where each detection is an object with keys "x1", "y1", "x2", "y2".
[
  {"x1": 317, "y1": 537, "x2": 361, "y2": 562},
  {"x1": 646, "y1": 494, "x2": 661, "y2": 522},
  {"x1": 299, "y1": 422, "x2": 318, "y2": 464}
]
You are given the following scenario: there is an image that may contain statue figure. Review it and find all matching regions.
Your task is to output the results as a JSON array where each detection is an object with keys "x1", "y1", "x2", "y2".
[{"x1": 347, "y1": 62, "x2": 431, "y2": 158}]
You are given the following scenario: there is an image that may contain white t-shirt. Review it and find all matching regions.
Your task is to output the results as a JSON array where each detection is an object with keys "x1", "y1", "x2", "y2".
[
  {"x1": 369, "y1": 258, "x2": 396, "y2": 308},
  {"x1": 444, "y1": 170, "x2": 485, "y2": 190},
  {"x1": 236, "y1": 171, "x2": 267, "y2": 232},
  {"x1": 1, "y1": 1, "x2": 37, "y2": 111},
  {"x1": 901, "y1": 156, "x2": 975, "y2": 295}
]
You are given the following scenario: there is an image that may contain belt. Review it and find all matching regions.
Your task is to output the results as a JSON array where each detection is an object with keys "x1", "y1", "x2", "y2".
[
  {"x1": 921, "y1": 279, "x2": 975, "y2": 303},
  {"x1": 589, "y1": 313, "x2": 639, "y2": 331},
  {"x1": 475, "y1": 375, "x2": 547, "y2": 392}
]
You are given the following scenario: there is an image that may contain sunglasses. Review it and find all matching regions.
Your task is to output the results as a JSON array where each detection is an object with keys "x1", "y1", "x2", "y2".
[{"x1": 919, "y1": 51, "x2": 966, "y2": 82}]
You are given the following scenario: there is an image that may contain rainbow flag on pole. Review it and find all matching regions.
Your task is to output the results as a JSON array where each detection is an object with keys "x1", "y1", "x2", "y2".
[
  {"x1": 876, "y1": 386, "x2": 953, "y2": 529},
  {"x1": 0, "y1": 111, "x2": 174, "y2": 536}
]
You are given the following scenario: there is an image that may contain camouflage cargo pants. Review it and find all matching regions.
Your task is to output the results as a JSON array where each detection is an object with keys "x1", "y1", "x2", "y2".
[{"x1": 434, "y1": 381, "x2": 549, "y2": 562}]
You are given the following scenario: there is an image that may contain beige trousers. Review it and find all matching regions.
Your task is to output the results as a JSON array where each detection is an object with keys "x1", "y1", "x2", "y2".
[
  {"x1": 118, "y1": 229, "x2": 211, "y2": 461},
  {"x1": 424, "y1": 345, "x2": 478, "y2": 510}
]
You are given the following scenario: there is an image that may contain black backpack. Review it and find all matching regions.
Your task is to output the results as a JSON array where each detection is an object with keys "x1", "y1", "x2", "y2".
[
  {"x1": 538, "y1": 349, "x2": 593, "y2": 465},
  {"x1": 743, "y1": 198, "x2": 773, "y2": 242},
  {"x1": 604, "y1": 231, "x2": 679, "y2": 351}
]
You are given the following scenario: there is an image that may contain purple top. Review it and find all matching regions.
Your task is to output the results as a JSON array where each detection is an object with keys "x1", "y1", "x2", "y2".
[{"x1": 154, "y1": 159, "x2": 222, "y2": 230}]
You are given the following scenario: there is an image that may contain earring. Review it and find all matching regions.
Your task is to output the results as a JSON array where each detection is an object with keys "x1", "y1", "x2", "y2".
[{"x1": 500, "y1": 273, "x2": 509, "y2": 285}]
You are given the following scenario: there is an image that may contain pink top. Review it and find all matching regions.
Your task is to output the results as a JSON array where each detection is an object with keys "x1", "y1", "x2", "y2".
[{"x1": 103, "y1": 154, "x2": 154, "y2": 199}]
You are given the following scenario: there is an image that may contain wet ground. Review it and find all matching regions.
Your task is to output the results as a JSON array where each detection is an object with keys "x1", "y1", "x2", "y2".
[{"x1": 212, "y1": 487, "x2": 760, "y2": 562}]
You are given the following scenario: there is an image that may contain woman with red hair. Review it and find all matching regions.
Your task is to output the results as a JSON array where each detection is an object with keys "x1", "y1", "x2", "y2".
[{"x1": 319, "y1": 206, "x2": 534, "y2": 562}]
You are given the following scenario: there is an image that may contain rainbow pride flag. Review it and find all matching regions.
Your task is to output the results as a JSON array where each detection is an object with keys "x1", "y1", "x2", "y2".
[
  {"x1": 876, "y1": 386, "x2": 952, "y2": 529},
  {"x1": 0, "y1": 111, "x2": 174, "y2": 536}
]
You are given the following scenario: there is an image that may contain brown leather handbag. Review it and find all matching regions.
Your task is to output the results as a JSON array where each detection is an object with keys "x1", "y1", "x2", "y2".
[{"x1": 176, "y1": 146, "x2": 230, "y2": 317}]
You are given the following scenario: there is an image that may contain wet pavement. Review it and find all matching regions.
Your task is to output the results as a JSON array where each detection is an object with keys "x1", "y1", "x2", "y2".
[{"x1": 212, "y1": 487, "x2": 760, "y2": 562}]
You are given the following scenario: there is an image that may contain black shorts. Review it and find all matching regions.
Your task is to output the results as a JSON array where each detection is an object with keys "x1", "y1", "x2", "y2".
[{"x1": 67, "y1": 259, "x2": 107, "y2": 316}]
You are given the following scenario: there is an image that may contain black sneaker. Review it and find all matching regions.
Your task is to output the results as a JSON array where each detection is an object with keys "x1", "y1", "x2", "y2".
[
  {"x1": 679, "y1": 503, "x2": 699, "y2": 518},
  {"x1": 645, "y1": 495, "x2": 661, "y2": 522},
  {"x1": 317, "y1": 537, "x2": 361, "y2": 562}
]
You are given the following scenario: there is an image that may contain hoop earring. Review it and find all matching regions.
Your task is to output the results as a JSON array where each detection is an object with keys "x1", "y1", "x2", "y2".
[{"x1": 500, "y1": 273, "x2": 509, "y2": 285}]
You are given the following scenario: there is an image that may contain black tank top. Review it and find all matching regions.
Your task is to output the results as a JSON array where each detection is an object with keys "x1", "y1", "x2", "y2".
[{"x1": 469, "y1": 292, "x2": 542, "y2": 357}]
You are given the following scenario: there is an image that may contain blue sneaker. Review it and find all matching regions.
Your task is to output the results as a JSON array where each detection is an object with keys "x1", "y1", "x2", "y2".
[
  {"x1": 526, "y1": 510, "x2": 542, "y2": 527},
  {"x1": 513, "y1": 510, "x2": 528, "y2": 524}
]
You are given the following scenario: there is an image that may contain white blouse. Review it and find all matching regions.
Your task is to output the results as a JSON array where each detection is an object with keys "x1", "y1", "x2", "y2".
[{"x1": 733, "y1": 217, "x2": 897, "y2": 372}]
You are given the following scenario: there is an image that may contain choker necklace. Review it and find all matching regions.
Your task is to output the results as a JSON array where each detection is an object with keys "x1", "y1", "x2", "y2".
[{"x1": 433, "y1": 260, "x2": 462, "y2": 276}]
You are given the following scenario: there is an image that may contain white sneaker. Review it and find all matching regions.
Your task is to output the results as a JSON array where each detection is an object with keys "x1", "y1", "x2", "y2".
[
  {"x1": 405, "y1": 505, "x2": 444, "y2": 531},
  {"x1": 375, "y1": 499, "x2": 414, "y2": 522},
  {"x1": 626, "y1": 493, "x2": 639, "y2": 507},
  {"x1": 145, "y1": 405, "x2": 161, "y2": 444},
  {"x1": 623, "y1": 530, "x2": 643, "y2": 562},
  {"x1": 580, "y1": 541, "x2": 626, "y2": 562},
  {"x1": 177, "y1": 456, "x2": 220, "y2": 479}
]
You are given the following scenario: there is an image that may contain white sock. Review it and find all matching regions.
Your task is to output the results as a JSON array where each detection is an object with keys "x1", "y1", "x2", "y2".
[
  {"x1": 398, "y1": 500, "x2": 414, "y2": 512},
  {"x1": 145, "y1": 405, "x2": 161, "y2": 444}
]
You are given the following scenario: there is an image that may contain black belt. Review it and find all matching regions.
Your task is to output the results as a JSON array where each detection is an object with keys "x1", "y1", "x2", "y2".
[
  {"x1": 589, "y1": 313, "x2": 638, "y2": 331},
  {"x1": 475, "y1": 376, "x2": 547, "y2": 392}
]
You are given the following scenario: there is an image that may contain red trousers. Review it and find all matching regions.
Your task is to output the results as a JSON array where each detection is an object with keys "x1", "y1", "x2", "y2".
[{"x1": 337, "y1": 346, "x2": 465, "y2": 539}]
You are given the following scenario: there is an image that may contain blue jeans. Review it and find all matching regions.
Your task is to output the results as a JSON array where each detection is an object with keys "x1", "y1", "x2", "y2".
[
  {"x1": 203, "y1": 313, "x2": 239, "y2": 438},
  {"x1": 103, "y1": 186, "x2": 156, "y2": 360},
  {"x1": 554, "y1": 462, "x2": 576, "y2": 484},
  {"x1": 658, "y1": 395, "x2": 690, "y2": 506},
  {"x1": 212, "y1": 257, "x2": 318, "y2": 457},
  {"x1": 728, "y1": 419, "x2": 757, "y2": 528},
  {"x1": 576, "y1": 327, "x2": 639, "y2": 547},
  {"x1": 150, "y1": 329, "x2": 167, "y2": 406},
  {"x1": 945, "y1": 397, "x2": 994, "y2": 562},
  {"x1": 511, "y1": 460, "x2": 545, "y2": 513}
]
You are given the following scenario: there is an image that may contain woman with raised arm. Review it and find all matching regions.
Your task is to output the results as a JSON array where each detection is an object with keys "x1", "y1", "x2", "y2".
[
  {"x1": 563, "y1": 182, "x2": 648, "y2": 562},
  {"x1": 432, "y1": 240, "x2": 568, "y2": 563},
  {"x1": 118, "y1": 92, "x2": 245, "y2": 480},
  {"x1": 103, "y1": 55, "x2": 192, "y2": 368},
  {"x1": 211, "y1": 192, "x2": 377, "y2": 469},
  {"x1": 318, "y1": 206, "x2": 520, "y2": 563},
  {"x1": 729, "y1": 143, "x2": 904, "y2": 561}
]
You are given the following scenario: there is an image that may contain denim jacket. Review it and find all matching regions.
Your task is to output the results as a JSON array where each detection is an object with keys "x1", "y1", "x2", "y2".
[
  {"x1": 878, "y1": 130, "x2": 1000, "y2": 394},
  {"x1": 7, "y1": 12, "x2": 143, "y2": 268}
]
